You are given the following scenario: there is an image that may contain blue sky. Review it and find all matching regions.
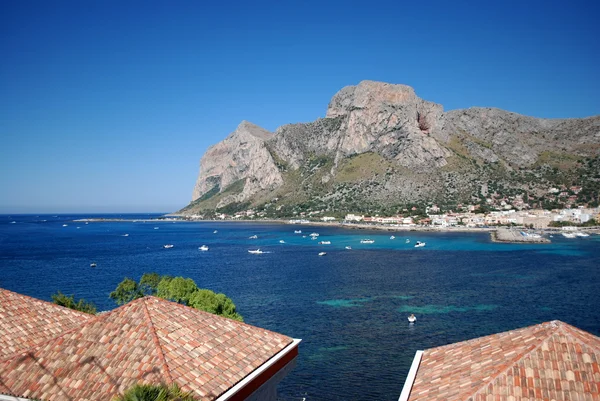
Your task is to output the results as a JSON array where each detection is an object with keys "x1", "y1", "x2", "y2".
[{"x1": 1, "y1": 0, "x2": 599, "y2": 213}]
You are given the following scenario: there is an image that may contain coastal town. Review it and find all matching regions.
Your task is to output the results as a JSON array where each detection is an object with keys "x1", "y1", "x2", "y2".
[{"x1": 185, "y1": 205, "x2": 599, "y2": 230}]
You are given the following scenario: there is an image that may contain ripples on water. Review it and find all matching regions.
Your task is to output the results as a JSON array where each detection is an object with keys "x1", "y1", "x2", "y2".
[{"x1": 1, "y1": 215, "x2": 599, "y2": 401}]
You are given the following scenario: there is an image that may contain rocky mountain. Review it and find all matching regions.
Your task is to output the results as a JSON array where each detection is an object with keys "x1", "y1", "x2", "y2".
[{"x1": 180, "y1": 80, "x2": 600, "y2": 216}]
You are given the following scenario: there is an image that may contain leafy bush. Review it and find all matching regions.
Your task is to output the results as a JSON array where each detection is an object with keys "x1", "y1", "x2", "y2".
[{"x1": 52, "y1": 291, "x2": 97, "y2": 314}]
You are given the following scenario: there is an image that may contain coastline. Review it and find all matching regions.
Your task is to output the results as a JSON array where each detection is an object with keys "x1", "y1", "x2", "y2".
[{"x1": 72, "y1": 216, "x2": 599, "y2": 243}]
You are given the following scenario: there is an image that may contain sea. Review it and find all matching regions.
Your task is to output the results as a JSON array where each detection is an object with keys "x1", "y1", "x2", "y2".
[{"x1": 1, "y1": 214, "x2": 599, "y2": 401}]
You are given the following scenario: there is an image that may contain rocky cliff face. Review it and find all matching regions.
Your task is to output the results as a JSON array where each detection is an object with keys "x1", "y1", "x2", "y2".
[
  {"x1": 180, "y1": 81, "x2": 600, "y2": 215},
  {"x1": 190, "y1": 121, "x2": 283, "y2": 209}
]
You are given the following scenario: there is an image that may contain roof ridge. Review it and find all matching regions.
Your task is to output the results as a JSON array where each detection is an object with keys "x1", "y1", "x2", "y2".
[
  {"x1": 144, "y1": 295, "x2": 293, "y2": 339},
  {"x1": 141, "y1": 298, "x2": 174, "y2": 385},
  {"x1": 0, "y1": 287, "x2": 91, "y2": 319},
  {"x1": 558, "y1": 322, "x2": 600, "y2": 356},
  {"x1": 465, "y1": 320, "x2": 560, "y2": 400},
  {"x1": 0, "y1": 297, "x2": 145, "y2": 364}
]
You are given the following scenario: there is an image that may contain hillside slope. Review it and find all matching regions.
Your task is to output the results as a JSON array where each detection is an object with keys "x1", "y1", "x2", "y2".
[{"x1": 180, "y1": 81, "x2": 600, "y2": 216}]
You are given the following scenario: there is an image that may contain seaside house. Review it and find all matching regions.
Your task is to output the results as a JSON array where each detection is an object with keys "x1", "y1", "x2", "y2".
[
  {"x1": 0, "y1": 288, "x2": 300, "y2": 401},
  {"x1": 398, "y1": 320, "x2": 600, "y2": 401}
]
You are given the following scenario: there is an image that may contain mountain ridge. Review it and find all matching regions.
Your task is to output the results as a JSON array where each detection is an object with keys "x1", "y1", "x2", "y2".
[{"x1": 180, "y1": 80, "x2": 600, "y2": 216}]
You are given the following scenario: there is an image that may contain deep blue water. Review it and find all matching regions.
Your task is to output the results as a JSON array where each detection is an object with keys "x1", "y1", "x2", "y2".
[{"x1": 1, "y1": 214, "x2": 599, "y2": 401}]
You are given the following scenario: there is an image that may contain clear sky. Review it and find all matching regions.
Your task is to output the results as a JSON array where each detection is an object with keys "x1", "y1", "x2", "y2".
[{"x1": 1, "y1": 0, "x2": 599, "y2": 213}]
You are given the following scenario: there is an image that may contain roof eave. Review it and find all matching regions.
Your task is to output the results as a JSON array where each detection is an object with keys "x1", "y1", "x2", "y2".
[
  {"x1": 398, "y1": 350, "x2": 424, "y2": 401},
  {"x1": 215, "y1": 338, "x2": 301, "y2": 401}
]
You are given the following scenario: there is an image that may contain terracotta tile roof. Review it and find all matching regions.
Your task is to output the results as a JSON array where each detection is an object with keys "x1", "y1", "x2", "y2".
[
  {"x1": 406, "y1": 320, "x2": 600, "y2": 401},
  {"x1": 0, "y1": 295, "x2": 294, "y2": 401},
  {"x1": 0, "y1": 288, "x2": 92, "y2": 358}
]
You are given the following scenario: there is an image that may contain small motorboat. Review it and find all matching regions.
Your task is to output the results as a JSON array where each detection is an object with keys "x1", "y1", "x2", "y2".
[
  {"x1": 360, "y1": 239, "x2": 374, "y2": 244},
  {"x1": 414, "y1": 241, "x2": 426, "y2": 248},
  {"x1": 163, "y1": 244, "x2": 174, "y2": 249},
  {"x1": 345, "y1": 246, "x2": 352, "y2": 250},
  {"x1": 249, "y1": 235, "x2": 258, "y2": 239},
  {"x1": 318, "y1": 252, "x2": 327, "y2": 256},
  {"x1": 309, "y1": 233, "x2": 319, "y2": 237},
  {"x1": 62, "y1": 224, "x2": 68, "y2": 227},
  {"x1": 154, "y1": 227, "x2": 159, "y2": 230},
  {"x1": 294, "y1": 230, "x2": 302, "y2": 234},
  {"x1": 279, "y1": 240, "x2": 286, "y2": 244},
  {"x1": 405, "y1": 239, "x2": 410, "y2": 243},
  {"x1": 198, "y1": 245, "x2": 209, "y2": 251},
  {"x1": 122, "y1": 234, "x2": 129, "y2": 237},
  {"x1": 248, "y1": 249, "x2": 263, "y2": 254},
  {"x1": 213, "y1": 230, "x2": 218, "y2": 234},
  {"x1": 390, "y1": 235, "x2": 395, "y2": 240},
  {"x1": 90, "y1": 263, "x2": 97, "y2": 268},
  {"x1": 408, "y1": 314, "x2": 417, "y2": 323},
  {"x1": 319, "y1": 241, "x2": 331, "y2": 245},
  {"x1": 302, "y1": 235, "x2": 307, "y2": 238}
]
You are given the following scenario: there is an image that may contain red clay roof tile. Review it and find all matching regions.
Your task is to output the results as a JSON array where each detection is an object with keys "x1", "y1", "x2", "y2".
[
  {"x1": 407, "y1": 320, "x2": 600, "y2": 401},
  {"x1": 0, "y1": 288, "x2": 92, "y2": 359},
  {"x1": 0, "y1": 292, "x2": 294, "y2": 401}
]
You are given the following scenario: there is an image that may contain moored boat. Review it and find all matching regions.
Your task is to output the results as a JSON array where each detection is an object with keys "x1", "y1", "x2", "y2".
[
  {"x1": 345, "y1": 246, "x2": 352, "y2": 250},
  {"x1": 408, "y1": 314, "x2": 416, "y2": 323},
  {"x1": 360, "y1": 239, "x2": 374, "y2": 244},
  {"x1": 163, "y1": 244, "x2": 174, "y2": 249},
  {"x1": 318, "y1": 252, "x2": 327, "y2": 256},
  {"x1": 414, "y1": 241, "x2": 426, "y2": 248},
  {"x1": 319, "y1": 240, "x2": 331, "y2": 245},
  {"x1": 249, "y1": 235, "x2": 258, "y2": 239},
  {"x1": 390, "y1": 235, "x2": 395, "y2": 240},
  {"x1": 198, "y1": 245, "x2": 209, "y2": 251}
]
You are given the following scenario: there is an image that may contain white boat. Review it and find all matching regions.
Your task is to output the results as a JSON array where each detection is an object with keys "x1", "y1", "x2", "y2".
[
  {"x1": 248, "y1": 249, "x2": 263, "y2": 254},
  {"x1": 163, "y1": 244, "x2": 174, "y2": 249},
  {"x1": 414, "y1": 241, "x2": 426, "y2": 248},
  {"x1": 302, "y1": 235, "x2": 307, "y2": 238},
  {"x1": 318, "y1": 252, "x2": 327, "y2": 256},
  {"x1": 154, "y1": 227, "x2": 159, "y2": 230},
  {"x1": 62, "y1": 224, "x2": 68, "y2": 227},
  {"x1": 311, "y1": 236, "x2": 317, "y2": 240},
  {"x1": 10, "y1": 221, "x2": 16, "y2": 224},
  {"x1": 390, "y1": 235, "x2": 395, "y2": 240},
  {"x1": 213, "y1": 230, "x2": 218, "y2": 234},
  {"x1": 575, "y1": 232, "x2": 590, "y2": 237},
  {"x1": 562, "y1": 233, "x2": 576, "y2": 238},
  {"x1": 405, "y1": 239, "x2": 410, "y2": 243},
  {"x1": 279, "y1": 240, "x2": 286, "y2": 244},
  {"x1": 408, "y1": 314, "x2": 417, "y2": 323},
  {"x1": 249, "y1": 235, "x2": 258, "y2": 239},
  {"x1": 122, "y1": 234, "x2": 129, "y2": 237},
  {"x1": 294, "y1": 230, "x2": 302, "y2": 234},
  {"x1": 345, "y1": 246, "x2": 352, "y2": 250},
  {"x1": 309, "y1": 233, "x2": 319, "y2": 237},
  {"x1": 360, "y1": 239, "x2": 374, "y2": 244},
  {"x1": 198, "y1": 245, "x2": 209, "y2": 251},
  {"x1": 319, "y1": 241, "x2": 331, "y2": 245},
  {"x1": 90, "y1": 263, "x2": 97, "y2": 268}
]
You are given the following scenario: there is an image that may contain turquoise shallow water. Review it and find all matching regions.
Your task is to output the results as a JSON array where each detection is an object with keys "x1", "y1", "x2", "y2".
[{"x1": 1, "y1": 214, "x2": 599, "y2": 400}]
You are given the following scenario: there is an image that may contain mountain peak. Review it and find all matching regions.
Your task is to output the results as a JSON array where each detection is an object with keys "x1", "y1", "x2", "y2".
[
  {"x1": 235, "y1": 120, "x2": 273, "y2": 141},
  {"x1": 327, "y1": 80, "x2": 418, "y2": 118}
]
